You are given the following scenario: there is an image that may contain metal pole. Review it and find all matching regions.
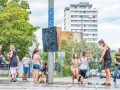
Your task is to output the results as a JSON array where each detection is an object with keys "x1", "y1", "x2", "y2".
[
  {"x1": 60, "y1": 56, "x2": 62, "y2": 78},
  {"x1": 48, "y1": 0, "x2": 54, "y2": 84},
  {"x1": 80, "y1": 17, "x2": 83, "y2": 58}
]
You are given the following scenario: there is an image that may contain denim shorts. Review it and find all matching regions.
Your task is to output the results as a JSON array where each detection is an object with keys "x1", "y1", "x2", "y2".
[
  {"x1": 33, "y1": 64, "x2": 40, "y2": 70},
  {"x1": 23, "y1": 67, "x2": 29, "y2": 74}
]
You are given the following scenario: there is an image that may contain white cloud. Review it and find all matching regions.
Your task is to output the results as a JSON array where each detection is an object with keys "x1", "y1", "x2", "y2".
[
  {"x1": 28, "y1": 0, "x2": 120, "y2": 50},
  {"x1": 98, "y1": 23, "x2": 120, "y2": 49}
]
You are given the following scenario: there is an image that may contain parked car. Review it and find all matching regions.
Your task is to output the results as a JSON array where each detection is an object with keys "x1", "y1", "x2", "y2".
[
  {"x1": 117, "y1": 73, "x2": 120, "y2": 79},
  {"x1": 100, "y1": 70, "x2": 106, "y2": 79},
  {"x1": 96, "y1": 72, "x2": 101, "y2": 77},
  {"x1": 85, "y1": 71, "x2": 90, "y2": 78},
  {"x1": 90, "y1": 69, "x2": 97, "y2": 77}
]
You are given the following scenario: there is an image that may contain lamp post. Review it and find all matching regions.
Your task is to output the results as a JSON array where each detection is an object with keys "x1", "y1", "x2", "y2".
[
  {"x1": 80, "y1": 15, "x2": 95, "y2": 58},
  {"x1": 80, "y1": 16, "x2": 84, "y2": 58}
]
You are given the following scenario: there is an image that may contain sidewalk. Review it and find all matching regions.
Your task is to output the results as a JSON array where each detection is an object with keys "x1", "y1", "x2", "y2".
[{"x1": 0, "y1": 77, "x2": 120, "y2": 90}]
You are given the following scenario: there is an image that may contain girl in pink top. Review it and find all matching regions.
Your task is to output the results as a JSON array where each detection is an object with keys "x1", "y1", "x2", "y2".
[{"x1": 32, "y1": 49, "x2": 41, "y2": 84}]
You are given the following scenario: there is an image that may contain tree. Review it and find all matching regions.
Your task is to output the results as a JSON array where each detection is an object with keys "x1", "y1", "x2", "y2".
[
  {"x1": 60, "y1": 39, "x2": 103, "y2": 76},
  {"x1": 0, "y1": 0, "x2": 38, "y2": 59},
  {"x1": 61, "y1": 40, "x2": 72, "y2": 76},
  {"x1": 110, "y1": 50, "x2": 116, "y2": 71}
]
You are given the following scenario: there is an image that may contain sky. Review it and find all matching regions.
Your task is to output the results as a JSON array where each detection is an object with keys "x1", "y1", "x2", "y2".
[{"x1": 28, "y1": 0, "x2": 120, "y2": 50}]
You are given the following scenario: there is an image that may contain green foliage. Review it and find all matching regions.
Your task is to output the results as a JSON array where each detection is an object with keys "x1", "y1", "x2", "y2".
[
  {"x1": 0, "y1": 0, "x2": 38, "y2": 59},
  {"x1": 110, "y1": 50, "x2": 116, "y2": 71},
  {"x1": 41, "y1": 52, "x2": 48, "y2": 62},
  {"x1": 85, "y1": 43, "x2": 103, "y2": 71},
  {"x1": 59, "y1": 39, "x2": 103, "y2": 76},
  {"x1": 60, "y1": 40, "x2": 72, "y2": 76}
]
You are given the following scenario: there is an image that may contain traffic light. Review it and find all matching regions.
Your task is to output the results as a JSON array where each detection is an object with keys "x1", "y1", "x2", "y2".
[{"x1": 42, "y1": 27, "x2": 58, "y2": 52}]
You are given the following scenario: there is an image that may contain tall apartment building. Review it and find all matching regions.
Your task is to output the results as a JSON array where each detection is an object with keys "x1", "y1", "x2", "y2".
[{"x1": 64, "y1": 2, "x2": 98, "y2": 42}]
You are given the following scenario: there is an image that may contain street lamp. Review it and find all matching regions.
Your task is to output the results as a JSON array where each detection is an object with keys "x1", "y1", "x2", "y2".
[{"x1": 80, "y1": 15, "x2": 96, "y2": 58}]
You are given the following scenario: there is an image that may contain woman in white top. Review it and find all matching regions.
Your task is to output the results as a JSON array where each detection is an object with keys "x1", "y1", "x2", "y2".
[
  {"x1": 79, "y1": 51, "x2": 93, "y2": 84},
  {"x1": 32, "y1": 48, "x2": 41, "y2": 84},
  {"x1": 71, "y1": 53, "x2": 80, "y2": 83}
]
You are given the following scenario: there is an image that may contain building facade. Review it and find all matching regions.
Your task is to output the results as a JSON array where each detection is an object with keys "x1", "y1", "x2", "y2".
[
  {"x1": 57, "y1": 27, "x2": 72, "y2": 51},
  {"x1": 64, "y1": 2, "x2": 98, "y2": 42}
]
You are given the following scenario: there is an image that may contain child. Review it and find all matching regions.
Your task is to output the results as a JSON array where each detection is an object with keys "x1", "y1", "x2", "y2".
[
  {"x1": 79, "y1": 51, "x2": 93, "y2": 84},
  {"x1": 32, "y1": 48, "x2": 41, "y2": 84},
  {"x1": 71, "y1": 53, "x2": 81, "y2": 83},
  {"x1": 22, "y1": 52, "x2": 30, "y2": 80},
  {"x1": 7, "y1": 45, "x2": 18, "y2": 82},
  {"x1": 38, "y1": 62, "x2": 48, "y2": 83},
  {"x1": 8, "y1": 55, "x2": 19, "y2": 78}
]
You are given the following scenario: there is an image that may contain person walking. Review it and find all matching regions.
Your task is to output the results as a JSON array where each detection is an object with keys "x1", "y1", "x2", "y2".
[
  {"x1": 79, "y1": 51, "x2": 93, "y2": 84},
  {"x1": 7, "y1": 45, "x2": 18, "y2": 82},
  {"x1": 71, "y1": 53, "x2": 80, "y2": 83},
  {"x1": 22, "y1": 52, "x2": 30, "y2": 80},
  {"x1": 113, "y1": 48, "x2": 120, "y2": 84},
  {"x1": 32, "y1": 48, "x2": 41, "y2": 84},
  {"x1": 98, "y1": 39, "x2": 112, "y2": 86}
]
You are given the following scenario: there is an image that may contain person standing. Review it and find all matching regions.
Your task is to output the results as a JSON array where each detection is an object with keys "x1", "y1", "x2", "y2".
[
  {"x1": 98, "y1": 39, "x2": 112, "y2": 86},
  {"x1": 79, "y1": 51, "x2": 93, "y2": 84},
  {"x1": 113, "y1": 48, "x2": 120, "y2": 84},
  {"x1": 71, "y1": 53, "x2": 80, "y2": 83},
  {"x1": 7, "y1": 45, "x2": 18, "y2": 82},
  {"x1": 22, "y1": 52, "x2": 30, "y2": 80},
  {"x1": 32, "y1": 48, "x2": 41, "y2": 84}
]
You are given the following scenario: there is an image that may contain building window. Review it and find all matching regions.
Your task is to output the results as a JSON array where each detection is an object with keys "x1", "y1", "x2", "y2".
[{"x1": 93, "y1": 34, "x2": 97, "y2": 36}]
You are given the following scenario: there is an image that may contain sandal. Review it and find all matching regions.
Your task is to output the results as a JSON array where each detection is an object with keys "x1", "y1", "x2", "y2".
[
  {"x1": 106, "y1": 83, "x2": 111, "y2": 86},
  {"x1": 101, "y1": 83, "x2": 106, "y2": 85}
]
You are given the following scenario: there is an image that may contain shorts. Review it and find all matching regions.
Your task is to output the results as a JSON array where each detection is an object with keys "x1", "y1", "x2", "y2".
[
  {"x1": 39, "y1": 71, "x2": 48, "y2": 76},
  {"x1": 71, "y1": 66, "x2": 78, "y2": 71},
  {"x1": 33, "y1": 64, "x2": 40, "y2": 70},
  {"x1": 79, "y1": 69, "x2": 87, "y2": 77},
  {"x1": 104, "y1": 60, "x2": 111, "y2": 69},
  {"x1": 39, "y1": 71, "x2": 42, "y2": 75},
  {"x1": 23, "y1": 67, "x2": 29, "y2": 74},
  {"x1": 10, "y1": 67, "x2": 16, "y2": 74}
]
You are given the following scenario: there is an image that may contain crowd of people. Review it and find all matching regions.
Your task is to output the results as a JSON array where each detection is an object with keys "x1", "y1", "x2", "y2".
[
  {"x1": 0, "y1": 45, "x2": 48, "y2": 84},
  {"x1": 71, "y1": 39, "x2": 120, "y2": 86},
  {"x1": 0, "y1": 39, "x2": 120, "y2": 86}
]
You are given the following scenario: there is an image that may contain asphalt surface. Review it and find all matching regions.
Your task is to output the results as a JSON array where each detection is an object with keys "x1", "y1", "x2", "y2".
[{"x1": 0, "y1": 77, "x2": 120, "y2": 90}]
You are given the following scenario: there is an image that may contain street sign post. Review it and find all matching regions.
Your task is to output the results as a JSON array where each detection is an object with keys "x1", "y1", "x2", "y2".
[{"x1": 58, "y1": 52, "x2": 65, "y2": 77}]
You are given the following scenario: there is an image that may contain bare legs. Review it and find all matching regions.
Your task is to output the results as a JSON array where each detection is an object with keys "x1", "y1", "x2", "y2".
[
  {"x1": 72, "y1": 69, "x2": 79, "y2": 83},
  {"x1": 105, "y1": 68, "x2": 111, "y2": 85},
  {"x1": 33, "y1": 69, "x2": 39, "y2": 84}
]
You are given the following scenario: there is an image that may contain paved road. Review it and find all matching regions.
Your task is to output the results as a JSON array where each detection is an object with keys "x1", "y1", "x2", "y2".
[{"x1": 0, "y1": 77, "x2": 120, "y2": 90}]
